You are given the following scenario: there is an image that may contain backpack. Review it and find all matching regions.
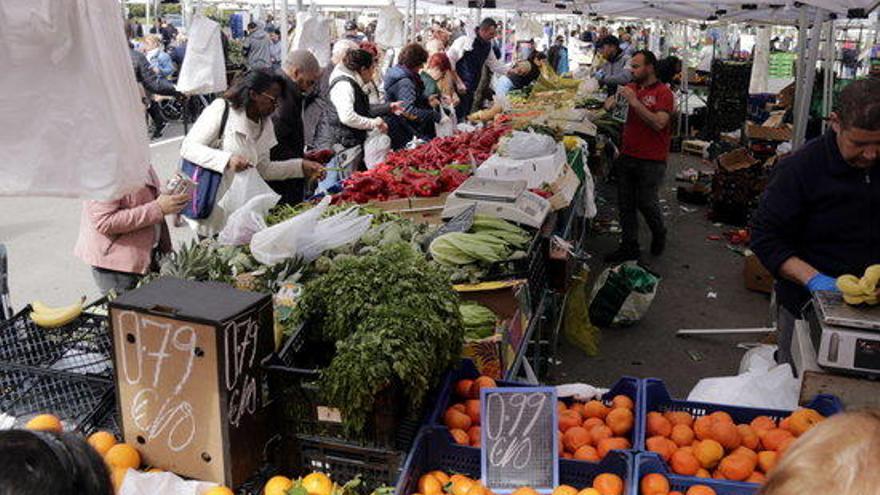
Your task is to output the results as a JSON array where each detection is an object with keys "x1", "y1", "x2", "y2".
[{"x1": 181, "y1": 101, "x2": 230, "y2": 220}]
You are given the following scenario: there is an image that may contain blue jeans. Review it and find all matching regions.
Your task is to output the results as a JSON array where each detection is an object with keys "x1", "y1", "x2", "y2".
[{"x1": 494, "y1": 76, "x2": 515, "y2": 96}]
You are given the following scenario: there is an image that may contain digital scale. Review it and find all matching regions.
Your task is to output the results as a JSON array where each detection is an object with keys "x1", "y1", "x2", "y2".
[
  {"x1": 442, "y1": 177, "x2": 551, "y2": 229},
  {"x1": 804, "y1": 291, "x2": 880, "y2": 377}
]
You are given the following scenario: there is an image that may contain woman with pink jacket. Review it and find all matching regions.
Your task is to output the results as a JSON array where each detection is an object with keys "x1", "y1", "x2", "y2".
[{"x1": 74, "y1": 168, "x2": 187, "y2": 295}]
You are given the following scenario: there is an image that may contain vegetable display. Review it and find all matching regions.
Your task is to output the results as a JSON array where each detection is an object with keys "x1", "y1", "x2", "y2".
[
  {"x1": 459, "y1": 301, "x2": 498, "y2": 340},
  {"x1": 333, "y1": 125, "x2": 511, "y2": 204},
  {"x1": 297, "y1": 242, "x2": 464, "y2": 435},
  {"x1": 429, "y1": 216, "x2": 531, "y2": 267}
]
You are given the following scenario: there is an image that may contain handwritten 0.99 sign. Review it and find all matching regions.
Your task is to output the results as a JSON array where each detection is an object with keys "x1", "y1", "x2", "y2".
[{"x1": 481, "y1": 387, "x2": 559, "y2": 493}]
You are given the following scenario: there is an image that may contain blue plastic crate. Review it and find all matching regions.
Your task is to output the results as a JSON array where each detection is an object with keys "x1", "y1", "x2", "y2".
[
  {"x1": 639, "y1": 378, "x2": 844, "y2": 451},
  {"x1": 638, "y1": 378, "x2": 843, "y2": 490},
  {"x1": 431, "y1": 360, "x2": 643, "y2": 464},
  {"x1": 397, "y1": 427, "x2": 635, "y2": 495},
  {"x1": 633, "y1": 453, "x2": 758, "y2": 495}
]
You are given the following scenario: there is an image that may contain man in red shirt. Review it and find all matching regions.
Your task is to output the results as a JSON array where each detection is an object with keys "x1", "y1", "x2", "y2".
[{"x1": 604, "y1": 50, "x2": 675, "y2": 262}]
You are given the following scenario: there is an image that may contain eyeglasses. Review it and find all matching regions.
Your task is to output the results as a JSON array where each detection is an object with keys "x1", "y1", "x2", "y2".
[{"x1": 260, "y1": 92, "x2": 279, "y2": 105}]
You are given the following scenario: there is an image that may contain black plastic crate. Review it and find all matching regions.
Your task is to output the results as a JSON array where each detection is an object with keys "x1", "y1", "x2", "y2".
[
  {"x1": 264, "y1": 324, "x2": 426, "y2": 450},
  {"x1": 0, "y1": 364, "x2": 113, "y2": 432},
  {"x1": 297, "y1": 433, "x2": 405, "y2": 494},
  {"x1": 0, "y1": 308, "x2": 113, "y2": 377},
  {"x1": 483, "y1": 229, "x2": 548, "y2": 313}
]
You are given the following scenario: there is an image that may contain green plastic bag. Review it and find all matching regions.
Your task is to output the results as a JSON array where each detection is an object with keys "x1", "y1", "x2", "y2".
[{"x1": 588, "y1": 262, "x2": 660, "y2": 327}]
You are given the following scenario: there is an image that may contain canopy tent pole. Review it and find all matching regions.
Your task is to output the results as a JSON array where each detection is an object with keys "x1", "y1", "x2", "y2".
[
  {"x1": 794, "y1": 10, "x2": 826, "y2": 149},
  {"x1": 281, "y1": 0, "x2": 289, "y2": 64},
  {"x1": 822, "y1": 19, "x2": 835, "y2": 133},
  {"x1": 792, "y1": 9, "x2": 809, "y2": 150},
  {"x1": 681, "y1": 21, "x2": 690, "y2": 138}
]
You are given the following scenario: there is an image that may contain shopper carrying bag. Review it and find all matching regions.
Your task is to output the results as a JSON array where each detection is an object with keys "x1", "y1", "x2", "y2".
[{"x1": 180, "y1": 69, "x2": 325, "y2": 237}]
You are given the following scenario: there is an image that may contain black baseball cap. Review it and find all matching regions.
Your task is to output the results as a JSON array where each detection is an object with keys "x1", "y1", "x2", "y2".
[{"x1": 596, "y1": 35, "x2": 620, "y2": 48}]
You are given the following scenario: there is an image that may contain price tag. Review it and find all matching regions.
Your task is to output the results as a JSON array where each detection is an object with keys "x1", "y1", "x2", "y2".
[{"x1": 481, "y1": 387, "x2": 558, "y2": 493}]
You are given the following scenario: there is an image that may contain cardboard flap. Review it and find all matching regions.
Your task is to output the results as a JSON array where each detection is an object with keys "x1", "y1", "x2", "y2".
[{"x1": 717, "y1": 148, "x2": 758, "y2": 172}]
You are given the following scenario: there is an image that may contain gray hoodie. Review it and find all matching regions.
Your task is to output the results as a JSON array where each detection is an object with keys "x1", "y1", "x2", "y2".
[{"x1": 243, "y1": 29, "x2": 272, "y2": 69}]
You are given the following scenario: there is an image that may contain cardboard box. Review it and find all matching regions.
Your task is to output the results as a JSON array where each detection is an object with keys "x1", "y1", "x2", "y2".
[
  {"x1": 367, "y1": 194, "x2": 449, "y2": 224},
  {"x1": 455, "y1": 280, "x2": 531, "y2": 379},
  {"x1": 717, "y1": 148, "x2": 758, "y2": 172},
  {"x1": 109, "y1": 278, "x2": 273, "y2": 487},
  {"x1": 747, "y1": 123, "x2": 793, "y2": 142},
  {"x1": 547, "y1": 163, "x2": 581, "y2": 211},
  {"x1": 744, "y1": 252, "x2": 774, "y2": 294}
]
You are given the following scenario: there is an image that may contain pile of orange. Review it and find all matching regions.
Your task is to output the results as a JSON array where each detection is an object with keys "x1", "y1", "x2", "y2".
[
  {"x1": 639, "y1": 473, "x2": 716, "y2": 495},
  {"x1": 556, "y1": 395, "x2": 635, "y2": 461},
  {"x1": 412, "y1": 471, "x2": 627, "y2": 495},
  {"x1": 644, "y1": 407, "x2": 825, "y2": 483},
  {"x1": 442, "y1": 376, "x2": 498, "y2": 447}
]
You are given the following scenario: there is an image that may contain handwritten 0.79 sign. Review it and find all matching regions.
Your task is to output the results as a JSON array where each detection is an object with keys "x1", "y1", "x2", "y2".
[{"x1": 481, "y1": 387, "x2": 559, "y2": 493}]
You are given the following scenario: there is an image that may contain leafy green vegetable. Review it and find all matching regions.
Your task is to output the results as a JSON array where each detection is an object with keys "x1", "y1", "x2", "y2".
[
  {"x1": 298, "y1": 242, "x2": 464, "y2": 436},
  {"x1": 460, "y1": 301, "x2": 498, "y2": 340}
]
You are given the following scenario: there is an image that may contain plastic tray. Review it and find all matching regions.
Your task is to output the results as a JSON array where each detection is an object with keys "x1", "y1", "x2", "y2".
[
  {"x1": 638, "y1": 378, "x2": 844, "y2": 451},
  {"x1": 633, "y1": 453, "x2": 759, "y2": 495},
  {"x1": 0, "y1": 307, "x2": 113, "y2": 378},
  {"x1": 297, "y1": 433, "x2": 406, "y2": 494},
  {"x1": 264, "y1": 323, "x2": 430, "y2": 450},
  {"x1": 431, "y1": 359, "x2": 643, "y2": 463},
  {"x1": 396, "y1": 427, "x2": 634, "y2": 495},
  {"x1": 0, "y1": 364, "x2": 113, "y2": 432}
]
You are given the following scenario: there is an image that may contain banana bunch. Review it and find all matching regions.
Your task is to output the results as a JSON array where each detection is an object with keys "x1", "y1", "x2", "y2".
[
  {"x1": 30, "y1": 297, "x2": 85, "y2": 329},
  {"x1": 836, "y1": 265, "x2": 880, "y2": 306}
]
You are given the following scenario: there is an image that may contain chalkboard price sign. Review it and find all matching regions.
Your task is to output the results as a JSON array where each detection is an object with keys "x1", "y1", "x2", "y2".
[{"x1": 481, "y1": 387, "x2": 559, "y2": 493}]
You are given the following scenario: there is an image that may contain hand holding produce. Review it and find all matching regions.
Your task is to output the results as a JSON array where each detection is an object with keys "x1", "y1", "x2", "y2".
[
  {"x1": 302, "y1": 160, "x2": 326, "y2": 180},
  {"x1": 228, "y1": 154, "x2": 252, "y2": 172},
  {"x1": 836, "y1": 265, "x2": 880, "y2": 305},
  {"x1": 156, "y1": 193, "x2": 190, "y2": 215}
]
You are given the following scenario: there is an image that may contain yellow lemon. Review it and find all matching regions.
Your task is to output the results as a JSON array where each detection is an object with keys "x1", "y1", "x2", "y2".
[
  {"x1": 204, "y1": 487, "x2": 235, "y2": 495},
  {"x1": 302, "y1": 472, "x2": 334, "y2": 495},
  {"x1": 264, "y1": 476, "x2": 294, "y2": 495},
  {"x1": 25, "y1": 414, "x2": 63, "y2": 432}
]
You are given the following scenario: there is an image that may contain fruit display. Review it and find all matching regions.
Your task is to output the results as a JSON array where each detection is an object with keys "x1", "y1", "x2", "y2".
[
  {"x1": 836, "y1": 264, "x2": 880, "y2": 305},
  {"x1": 263, "y1": 472, "x2": 345, "y2": 495},
  {"x1": 441, "y1": 375, "x2": 635, "y2": 461},
  {"x1": 638, "y1": 472, "x2": 717, "y2": 495},
  {"x1": 643, "y1": 407, "x2": 826, "y2": 484},
  {"x1": 29, "y1": 297, "x2": 85, "y2": 329},
  {"x1": 410, "y1": 471, "x2": 627, "y2": 495}
]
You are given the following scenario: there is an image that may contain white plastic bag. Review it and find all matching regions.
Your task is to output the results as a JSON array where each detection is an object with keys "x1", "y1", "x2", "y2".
[
  {"x1": 0, "y1": 0, "x2": 150, "y2": 200},
  {"x1": 217, "y1": 193, "x2": 279, "y2": 246},
  {"x1": 176, "y1": 15, "x2": 227, "y2": 95},
  {"x1": 499, "y1": 131, "x2": 558, "y2": 159},
  {"x1": 687, "y1": 363, "x2": 799, "y2": 410},
  {"x1": 217, "y1": 168, "x2": 278, "y2": 216},
  {"x1": 435, "y1": 105, "x2": 456, "y2": 138},
  {"x1": 292, "y1": 8, "x2": 333, "y2": 66},
  {"x1": 119, "y1": 469, "x2": 215, "y2": 495},
  {"x1": 297, "y1": 208, "x2": 373, "y2": 261},
  {"x1": 374, "y1": 5, "x2": 405, "y2": 49},
  {"x1": 251, "y1": 196, "x2": 330, "y2": 265},
  {"x1": 364, "y1": 133, "x2": 391, "y2": 169}
]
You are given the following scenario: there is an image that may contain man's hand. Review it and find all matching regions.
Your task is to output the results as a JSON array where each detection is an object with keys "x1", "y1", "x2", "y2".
[
  {"x1": 376, "y1": 119, "x2": 389, "y2": 133},
  {"x1": 157, "y1": 193, "x2": 189, "y2": 215},
  {"x1": 618, "y1": 85, "x2": 637, "y2": 104},
  {"x1": 806, "y1": 273, "x2": 839, "y2": 293},
  {"x1": 390, "y1": 101, "x2": 405, "y2": 114},
  {"x1": 228, "y1": 155, "x2": 252, "y2": 172},
  {"x1": 302, "y1": 160, "x2": 325, "y2": 180}
]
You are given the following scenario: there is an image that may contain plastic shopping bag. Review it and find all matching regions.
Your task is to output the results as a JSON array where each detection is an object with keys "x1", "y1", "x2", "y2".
[
  {"x1": 297, "y1": 208, "x2": 373, "y2": 261},
  {"x1": 435, "y1": 105, "x2": 456, "y2": 138},
  {"x1": 292, "y1": 7, "x2": 333, "y2": 66},
  {"x1": 217, "y1": 193, "x2": 279, "y2": 246},
  {"x1": 589, "y1": 262, "x2": 660, "y2": 327},
  {"x1": 498, "y1": 131, "x2": 558, "y2": 159},
  {"x1": 250, "y1": 197, "x2": 330, "y2": 265},
  {"x1": 374, "y1": 5, "x2": 405, "y2": 49},
  {"x1": 364, "y1": 133, "x2": 391, "y2": 169},
  {"x1": 217, "y1": 168, "x2": 278, "y2": 216},
  {"x1": 176, "y1": 15, "x2": 227, "y2": 95},
  {"x1": 0, "y1": 0, "x2": 149, "y2": 199},
  {"x1": 687, "y1": 361, "x2": 799, "y2": 410}
]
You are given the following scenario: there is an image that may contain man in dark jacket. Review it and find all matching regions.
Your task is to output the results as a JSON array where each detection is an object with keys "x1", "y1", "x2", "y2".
[
  {"x1": 270, "y1": 50, "x2": 323, "y2": 205},
  {"x1": 751, "y1": 79, "x2": 880, "y2": 366},
  {"x1": 384, "y1": 43, "x2": 441, "y2": 150},
  {"x1": 130, "y1": 46, "x2": 178, "y2": 138}
]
